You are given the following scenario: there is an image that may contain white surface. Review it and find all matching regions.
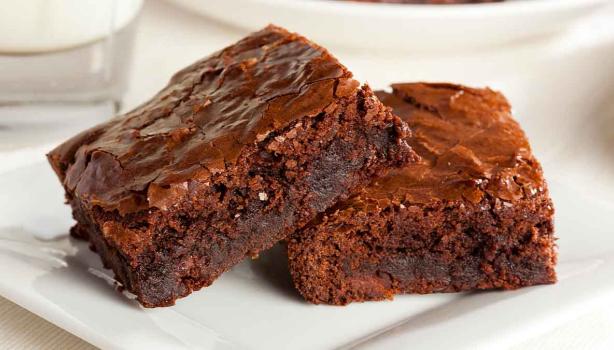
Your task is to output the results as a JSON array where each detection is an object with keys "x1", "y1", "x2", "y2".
[
  {"x1": 1, "y1": 297, "x2": 613, "y2": 350},
  {"x1": 168, "y1": 0, "x2": 608, "y2": 51},
  {"x1": 0, "y1": 103, "x2": 114, "y2": 174},
  {"x1": 1, "y1": 0, "x2": 614, "y2": 349},
  {"x1": 0, "y1": 0, "x2": 143, "y2": 53}
]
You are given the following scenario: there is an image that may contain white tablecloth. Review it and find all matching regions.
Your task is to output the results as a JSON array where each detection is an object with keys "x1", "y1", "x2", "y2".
[{"x1": 1, "y1": 1, "x2": 614, "y2": 348}]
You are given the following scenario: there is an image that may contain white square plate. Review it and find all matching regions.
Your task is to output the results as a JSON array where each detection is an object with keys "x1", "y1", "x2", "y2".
[
  {"x1": 2, "y1": 80, "x2": 614, "y2": 349},
  {"x1": 0, "y1": 157, "x2": 613, "y2": 349},
  {"x1": 1, "y1": 4, "x2": 614, "y2": 348}
]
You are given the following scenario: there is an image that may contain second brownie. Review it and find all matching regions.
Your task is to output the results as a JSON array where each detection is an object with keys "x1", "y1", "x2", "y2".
[{"x1": 287, "y1": 83, "x2": 556, "y2": 305}]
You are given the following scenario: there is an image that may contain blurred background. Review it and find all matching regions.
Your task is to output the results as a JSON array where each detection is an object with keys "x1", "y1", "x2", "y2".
[{"x1": 0, "y1": 0, "x2": 613, "y2": 349}]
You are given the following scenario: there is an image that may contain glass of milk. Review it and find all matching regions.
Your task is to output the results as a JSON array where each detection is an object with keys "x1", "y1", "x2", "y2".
[{"x1": 0, "y1": 0, "x2": 143, "y2": 110}]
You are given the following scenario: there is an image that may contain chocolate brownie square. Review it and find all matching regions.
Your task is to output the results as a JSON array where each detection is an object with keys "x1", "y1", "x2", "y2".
[
  {"x1": 47, "y1": 25, "x2": 414, "y2": 307},
  {"x1": 287, "y1": 83, "x2": 556, "y2": 305}
]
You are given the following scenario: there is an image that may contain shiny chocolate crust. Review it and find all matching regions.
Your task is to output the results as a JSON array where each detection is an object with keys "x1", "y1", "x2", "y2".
[
  {"x1": 367, "y1": 83, "x2": 543, "y2": 205},
  {"x1": 49, "y1": 25, "x2": 360, "y2": 215},
  {"x1": 47, "y1": 25, "x2": 414, "y2": 307},
  {"x1": 288, "y1": 83, "x2": 556, "y2": 305}
]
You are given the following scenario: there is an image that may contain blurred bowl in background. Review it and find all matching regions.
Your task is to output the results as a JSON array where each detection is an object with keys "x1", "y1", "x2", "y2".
[{"x1": 167, "y1": 0, "x2": 608, "y2": 51}]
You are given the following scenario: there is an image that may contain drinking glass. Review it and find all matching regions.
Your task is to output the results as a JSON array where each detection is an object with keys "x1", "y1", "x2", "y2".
[
  {"x1": 0, "y1": 0, "x2": 143, "y2": 168},
  {"x1": 0, "y1": 0, "x2": 143, "y2": 110}
]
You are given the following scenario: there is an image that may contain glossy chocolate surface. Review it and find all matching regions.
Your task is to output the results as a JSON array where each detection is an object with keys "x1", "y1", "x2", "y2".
[
  {"x1": 48, "y1": 25, "x2": 359, "y2": 214},
  {"x1": 349, "y1": 83, "x2": 544, "y2": 207}
]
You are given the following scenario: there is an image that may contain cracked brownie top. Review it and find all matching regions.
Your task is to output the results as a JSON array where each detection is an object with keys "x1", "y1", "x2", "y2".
[
  {"x1": 341, "y1": 82, "x2": 546, "y2": 209},
  {"x1": 47, "y1": 25, "x2": 360, "y2": 215}
]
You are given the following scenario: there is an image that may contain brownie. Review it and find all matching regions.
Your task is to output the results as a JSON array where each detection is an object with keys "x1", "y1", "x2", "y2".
[
  {"x1": 47, "y1": 25, "x2": 414, "y2": 307},
  {"x1": 287, "y1": 83, "x2": 556, "y2": 305}
]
